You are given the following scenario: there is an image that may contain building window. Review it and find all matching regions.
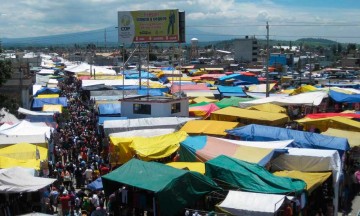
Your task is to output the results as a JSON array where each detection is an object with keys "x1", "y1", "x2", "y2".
[
  {"x1": 171, "y1": 103, "x2": 181, "y2": 114},
  {"x1": 133, "y1": 104, "x2": 151, "y2": 115}
]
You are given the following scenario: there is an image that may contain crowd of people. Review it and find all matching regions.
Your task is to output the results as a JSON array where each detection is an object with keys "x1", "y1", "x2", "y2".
[{"x1": 40, "y1": 73, "x2": 111, "y2": 216}]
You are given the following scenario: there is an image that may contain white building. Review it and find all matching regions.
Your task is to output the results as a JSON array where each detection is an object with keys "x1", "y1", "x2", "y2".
[{"x1": 233, "y1": 36, "x2": 258, "y2": 63}]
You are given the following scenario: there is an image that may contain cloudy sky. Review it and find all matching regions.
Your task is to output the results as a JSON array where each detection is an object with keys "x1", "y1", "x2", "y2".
[{"x1": 1, "y1": 0, "x2": 360, "y2": 43}]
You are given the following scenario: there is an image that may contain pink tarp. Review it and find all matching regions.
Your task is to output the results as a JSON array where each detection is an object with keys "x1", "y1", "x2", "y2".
[
  {"x1": 171, "y1": 83, "x2": 210, "y2": 93},
  {"x1": 189, "y1": 103, "x2": 220, "y2": 119},
  {"x1": 305, "y1": 113, "x2": 360, "y2": 119}
]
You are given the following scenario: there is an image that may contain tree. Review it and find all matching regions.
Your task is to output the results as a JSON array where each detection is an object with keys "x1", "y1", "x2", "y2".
[
  {"x1": 0, "y1": 42, "x2": 12, "y2": 88},
  {"x1": 346, "y1": 43, "x2": 357, "y2": 54}
]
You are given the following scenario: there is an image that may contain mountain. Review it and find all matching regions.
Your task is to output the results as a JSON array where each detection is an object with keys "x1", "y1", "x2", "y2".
[{"x1": 1, "y1": 26, "x2": 237, "y2": 47}]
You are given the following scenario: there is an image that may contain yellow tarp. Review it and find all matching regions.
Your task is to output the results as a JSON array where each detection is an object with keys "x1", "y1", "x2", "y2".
[
  {"x1": 246, "y1": 103, "x2": 287, "y2": 114},
  {"x1": 190, "y1": 96, "x2": 219, "y2": 104},
  {"x1": 273, "y1": 170, "x2": 331, "y2": 194},
  {"x1": 210, "y1": 107, "x2": 289, "y2": 126},
  {"x1": 296, "y1": 116, "x2": 360, "y2": 132},
  {"x1": 180, "y1": 120, "x2": 239, "y2": 136},
  {"x1": 322, "y1": 128, "x2": 360, "y2": 147},
  {"x1": 233, "y1": 145, "x2": 274, "y2": 164},
  {"x1": 166, "y1": 162, "x2": 205, "y2": 174},
  {"x1": 289, "y1": 85, "x2": 318, "y2": 95},
  {"x1": 0, "y1": 143, "x2": 48, "y2": 170},
  {"x1": 109, "y1": 131, "x2": 188, "y2": 164},
  {"x1": 168, "y1": 77, "x2": 193, "y2": 81},
  {"x1": 42, "y1": 104, "x2": 63, "y2": 113},
  {"x1": 36, "y1": 94, "x2": 59, "y2": 98},
  {"x1": 248, "y1": 83, "x2": 276, "y2": 93}
]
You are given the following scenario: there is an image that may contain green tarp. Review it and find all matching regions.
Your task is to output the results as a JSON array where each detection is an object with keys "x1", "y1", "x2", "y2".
[
  {"x1": 190, "y1": 97, "x2": 255, "y2": 109},
  {"x1": 205, "y1": 155, "x2": 306, "y2": 195},
  {"x1": 102, "y1": 159, "x2": 221, "y2": 216}
]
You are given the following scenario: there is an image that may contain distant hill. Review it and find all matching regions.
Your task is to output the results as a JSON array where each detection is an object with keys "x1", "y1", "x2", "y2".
[
  {"x1": 1, "y1": 26, "x2": 237, "y2": 47},
  {"x1": 295, "y1": 38, "x2": 338, "y2": 46}
]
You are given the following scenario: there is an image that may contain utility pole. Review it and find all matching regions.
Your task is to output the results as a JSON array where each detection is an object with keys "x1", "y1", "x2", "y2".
[{"x1": 266, "y1": 21, "x2": 270, "y2": 97}]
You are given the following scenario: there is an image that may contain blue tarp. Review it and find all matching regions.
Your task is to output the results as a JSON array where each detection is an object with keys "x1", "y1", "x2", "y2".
[
  {"x1": 87, "y1": 177, "x2": 103, "y2": 191},
  {"x1": 98, "y1": 116, "x2": 127, "y2": 125},
  {"x1": 329, "y1": 90, "x2": 360, "y2": 103},
  {"x1": 233, "y1": 80, "x2": 254, "y2": 86},
  {"x1": 217, "y1": 86, "x2": 247, "y2": 97},
  {"x1": 226, "y1": 124, "x2": 350, "y2": 153},
  {"x1": 32, "y1": 97, "x2": 67, "y2": 109},
  {"x1": 125, "y1": 71, "x2": 156, "y2": 79},
  {"x1": 35, "y1": 87, "x2": 61, "y2": 96},
  {"x1": 138, "y1": 89, "x2": 164, "y2": 96},
  {"x1": 218, "y1": 74, "x2": 259, "y2": 84},
  {"x1": 98, "y1": 103, "x2": 121, "y2": 115}
]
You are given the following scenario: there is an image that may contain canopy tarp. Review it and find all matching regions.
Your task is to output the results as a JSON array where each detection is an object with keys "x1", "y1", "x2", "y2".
[
  {"x1": 98, "y1": 117, "x2": 127, "y2": 125},
  {"x1": 42, "y1": 104, "x2": 62, "y2": 113},
  {"x1": 17, "y1": 107, "x2": 54, "y2": 116},
  {"x1": 109, "y1": 129, "x2": 175, "y2": 138},
  {"x1": 289, "y1": 85, "x2": 318, "y2": 95},
  {"x1": 239, "y1": 91, "x2": 327, "y2": 108},
  {"x1": 36, "y1": 94, "x2": 59, "y2": 98},
  {"x1": 189, "y1": 103, "x2": 220, "y2": 119},
  {"x1": 32, "y1": 97, "x2": 67, "y2": 109},
  {"x1": 98, "y1": 103, "x2": 121, "y2": 115},
  {"x1": 185, "y1": 91, "x2": 214, "y2": 98},
  {"x1": 104, "y1": 117, "x2": 194, "y2": 135},
  {"x1": 189, "y1": 101, "x2": 210, "y2": 107},
  {"x1": 226, "y1": 124, "x2": 350, "y2": 153},
  {"x1": 180, "y1": 136, "x2": 277, "y2": 166},
  {"x1": 248, "y1": 83, "x2": 276, "y2": 93},
  {"x1": 218, "y1": 191, "x2": 290, "y2": 215},
  {"x1": 322, "y1": 128, "x2": 360, "y2": 148},
  {"x1": 190, "y1": 96, "x2": 218, "y2": 104},
  {"x1": 166, "y1": 162, "x2": 205, "y2": 174},
  {"x1": 34, "y1": 87, "x2": 61, "y2": 96},
  {"x1": 216, "y1": 138, "x2": 293, "y2": 149},
  {"x1": 215, "y1": 96, "x2": 254, "y2": 109},
  {"x1": 0, "y1": 108, "x2": 19, "y2": 125},
  {"x1": 296, "y1": 116, "x2": 360, "y2": 132},
  {"x1": 217, "y1": 86, "x2": 247, "y2": 97},
  {"x1": 210, "y1": 107, "x2": 289, "y2": 126},
  {"x1": 87, "y1": 177, "x2": 103, "y2": 191},
  {"x1": 305, "y1": 112, "x2": 360, "y2": 119},
  {"x1": 102, "y1": 159, "x2": 221, "y2": 216},
  {"x1": 109, "y1": 131, "x2": 187, "y2": 164},
  {"x1": 0, "y1": 167, "x2": 56, "y2": 193},
  {"x1": 329, "y1": 89, "x2": 360, "y2": 103},
  {"x1": 179, "y1": 120, "x2": 239, "y2": 136},
  {"x1": 273, "y1": 170, "x2": 331, "y2": 194},
  {"x1": 171, "y1": 83, "x2": 210, "y2": 93},
  {"x1": 246, "y1": 103, "x2": 287, "y2": 113},
  {"x1": 205, "y1": 155, "x2": 306, "y2": 194},
  {"x1": 0, "y1": 120, "x2": 52, "y2": 137},
  {"x1": 0, "y1": 143, "x2": 48, "y2": 170}
]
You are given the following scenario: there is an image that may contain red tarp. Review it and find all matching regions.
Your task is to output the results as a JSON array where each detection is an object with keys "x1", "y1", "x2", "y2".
[
  {"x1": 305, "y1": 113, "x2": 360, "y2": 119},
  {"x1": 171, "y1": 83, "x2": 210, "y2": 93}
]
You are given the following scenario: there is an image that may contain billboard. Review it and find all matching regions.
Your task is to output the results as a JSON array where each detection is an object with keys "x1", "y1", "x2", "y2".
[{"x1": 118, "y1": 9, "x2": 180, "y2": 44}]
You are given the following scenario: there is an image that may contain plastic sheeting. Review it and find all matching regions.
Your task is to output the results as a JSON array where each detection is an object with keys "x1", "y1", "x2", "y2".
[
  {"x1": 0, "y1": 167, "x2": 56, "y2": 193},
  {"x1": 210, "y1": 107, "x2": 289, "y2": 126},
  {"x1": 218, "y1": 191, "x2": 289, "y2": 215},
  {"x1": 109, "y1": 129, "x2": 175, "y2": 138},
  {"x1": 239, "y1": 91, "x2": 328, "y2": 108},
  {"x1": 98, "y1": 103, "x2": 121, "y2": 115},
  {"x1": 32, "y1": 97, "x2": 67, "y2": 109},
  {"x1": 179, "y1": 136, "x2": 277, "y2": 166},
  {"x1": 205, "y1": 155, "x2": 306, "y2": 194},
  {"x1": 87, "y1": 177, "x2": 103, "y2": 191},
  {"x1": 329, "y1": 89, "x2": 360, "y2": 103},
  {"x1": 322, "y1": 128, "x2": 360, "y2": 148},
  {"x1": 226, "y1": 124, "x2": 350, "y2": 153},
  {"x1": 180, "y1": 120, "x2": 239, "y2": 136},
  {"x1": 0, "y1": 143, "x2": 48, "y2": 170},
  {"x1": 246, "y1": 103, "x2": 287, "y2": 114},
  {"x1": 36, "y1": 94, "x2": 59, "y2": 98},
  {"x1": 190, "y1": 96, "x2": 218, "y2": 104},
  {"x1": 42, "y1": 104, "x2": 62, "y2": 113},
  {"x1": 0, "y1": 120, "x2": 52, "y2": 137},
  {"x1": 0, "y1": 108, "x2": 19, "y2": 125},
  {"x1": 166, "y1": 162, "x2": 205, "y2": 174},
  {"x1": 189, "y1": 103, "x2": 220, "y2": 119},
  {"x1": 102, "y1": 159, "x2": 221, "y2": 216},
  {"x1": 104, "y1": 117, "x2": 194, "y2": 135},
  {"x1": 273, "y1": 170, "x2": 332, "y2": 194},
  {"x1": 248, "y1": 83, "x2": 276, "y2": 93},
  {"x1": 217, "y1": 86, "x2": 247, "y2": 97},
  {"x1": 296, "y1": 116, "x2": 360, "y2": 132},
  {"x1": 109, "y1": 131, "x2": 187, "y2": 164}
]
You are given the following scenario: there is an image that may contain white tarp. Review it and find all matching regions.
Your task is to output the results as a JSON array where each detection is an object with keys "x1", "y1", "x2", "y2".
[
  {"x1": 65, "y1": 62, "x2": 116, "y2": 75},
  {"x1": 104, "y1": 117, "x2": 194, "y2": 135},
  {"x1": 18, "y1": 107, "x2": 54, "y2": 116},
  {"x1": 33, "y1": 85, "x2": 43, "y2": 95},
  {"x1": 0, "y1": 167, "x2": 56, "y2": 193},
  {"x1": 0, "y1": 108, "x2": 20, "y2": 125},
  {"x1": 239, "y1": 91, "x2": 328, "y2": 108},
  {"x1": 217, "y1": 138, "x2": 294, "y2": 149},
  {"x1": 0, "y1": 120, "x2": 52, "y2": 137},
  {"x1": 0, "y1": 135, "x2": 47, "y2": 145},
  {"x1": 109, "y1": 128, "x2": 176, "y2": 138},
  {"x1": 81, "y1": 79, "x2": 160, "y2": 87},
  {"x1": 219, "y1": 191, "x2": 288, "y2": 215},
  {"x1": 271, "y1": 148, "x2": 341, "y2": 215},
  {"x1": 37, "y1": 69, "x2": 55, "y2": 75}
]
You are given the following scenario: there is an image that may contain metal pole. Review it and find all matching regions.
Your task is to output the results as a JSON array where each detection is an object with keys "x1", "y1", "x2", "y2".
[
  {"x1": 122, "y1": 43, "x2": 125, "y2": 100},
  {"x1": 266, "y1": 21, "x2": 270, "y2": 97},
  {"x1": 147, "y1": 43, "x2": 150, "y2": 97}
]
